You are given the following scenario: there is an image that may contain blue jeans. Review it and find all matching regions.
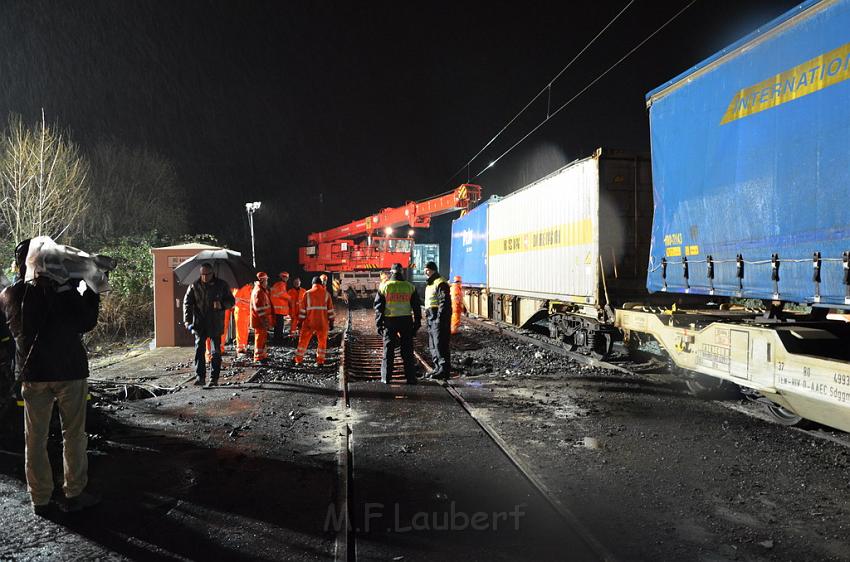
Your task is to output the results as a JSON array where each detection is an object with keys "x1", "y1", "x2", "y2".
[{"x1": 194, "y1": 333, "x2": 222, "y2": 381}]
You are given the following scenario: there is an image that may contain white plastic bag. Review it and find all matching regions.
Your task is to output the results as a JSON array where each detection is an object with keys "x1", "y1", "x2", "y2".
[{"x1": 25, "y1": 236, "x2": 117, "y2": 294}]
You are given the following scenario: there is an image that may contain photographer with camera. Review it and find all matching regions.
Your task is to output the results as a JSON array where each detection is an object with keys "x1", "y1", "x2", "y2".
[{"x1": 0, "y1": 239, "x2": 101, "y2": 516}]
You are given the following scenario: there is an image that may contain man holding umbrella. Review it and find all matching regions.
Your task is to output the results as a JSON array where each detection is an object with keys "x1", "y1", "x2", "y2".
[{"x1": 183, "y1": 263, "x2": 235, "y2": 386}]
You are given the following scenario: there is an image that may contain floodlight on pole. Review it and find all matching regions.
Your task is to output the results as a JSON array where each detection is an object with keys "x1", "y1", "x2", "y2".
[{"x1": 245, "y1": 201, "x2": 262, "y2": 267}]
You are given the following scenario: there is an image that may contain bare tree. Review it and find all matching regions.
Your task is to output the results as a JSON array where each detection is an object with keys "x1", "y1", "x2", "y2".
[
  {"x1": 0, "y1": 112, "x2": 90, "y2": 244},
  {"x1": 81, "y1": 140, "x2": 188, "y2": 245}
]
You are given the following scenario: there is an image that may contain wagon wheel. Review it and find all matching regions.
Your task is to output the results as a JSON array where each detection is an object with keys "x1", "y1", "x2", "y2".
[
  {"x1": 764, "y1": 402, "x2": 815, "y2": 428},
  {"x1": 590, "y1": 332, "x2": 613, "y2": 360},
  {"x1": 684, "y1": 373, "x2": 741, "y2": 399}
]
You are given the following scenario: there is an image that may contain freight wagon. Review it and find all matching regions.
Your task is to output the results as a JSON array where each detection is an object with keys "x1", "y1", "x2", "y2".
[
  {"x1": 450, "y1": 197, "x2": 490, "y2": 317},
  {"x1": 453, "y1": 149, "x2": 657, "y2": 356},
  {"x1": 619, "y1": 0, "x2": 850, "y2": 432},
  {"x1": 453, "y1": 0, "x2": 850, "y2": 433}
]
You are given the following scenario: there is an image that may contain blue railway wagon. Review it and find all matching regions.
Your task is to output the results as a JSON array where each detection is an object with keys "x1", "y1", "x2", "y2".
[
  {"x1": 449, "y1": 199, "x2": 490, "y2": 288},
  {"x1": 646, "y1": 0, "x2": 850, "y2": 307}
]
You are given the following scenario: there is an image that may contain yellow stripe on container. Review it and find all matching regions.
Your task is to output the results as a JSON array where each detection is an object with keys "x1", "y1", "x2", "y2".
[{"x1": 489, "y1": 219, "x2": 593, "y2": 256}]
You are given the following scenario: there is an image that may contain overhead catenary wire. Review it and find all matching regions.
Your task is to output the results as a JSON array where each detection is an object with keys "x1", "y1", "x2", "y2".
[
  {"x1": 442, "y1": 0, "x2": 637, "y2": 188},
  {"x1": 473, "y1": 0, "x2": 699, "y2": 178}
]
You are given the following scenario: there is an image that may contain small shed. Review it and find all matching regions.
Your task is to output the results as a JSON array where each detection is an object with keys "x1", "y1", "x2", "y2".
[{"x1": 151, "y1": 243, "x2": 220, "y2": 347}]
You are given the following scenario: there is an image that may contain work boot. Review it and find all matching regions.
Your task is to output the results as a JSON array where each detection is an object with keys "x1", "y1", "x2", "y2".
[
  {"x1": 32, "y1": 502, "x2": 51, "y2": 517},
  {"x1": 193, "y1": 377, "x2": 205, "y2": 386},
  {"x1": 205, "y1": 378, "x2": 219, "y2": 388},
  {"x1": 61, "y1": 491, "x2": 101, "y2": 513},
  {"x1": 427, "y1": 370, "x2": 449, "y2": 380}
]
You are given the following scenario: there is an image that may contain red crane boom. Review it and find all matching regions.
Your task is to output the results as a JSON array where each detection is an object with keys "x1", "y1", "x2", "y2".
[{"x1": 299, "y1": 184, "x2": 481, "y2": 273}]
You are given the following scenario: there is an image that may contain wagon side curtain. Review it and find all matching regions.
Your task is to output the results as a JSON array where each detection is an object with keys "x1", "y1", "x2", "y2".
[
  {"x1": 646, "y1": 0, "x2": 850, "y2": 306},
  {"x1": 450, "y1": 203, "x2": 488, "y2": 287}
]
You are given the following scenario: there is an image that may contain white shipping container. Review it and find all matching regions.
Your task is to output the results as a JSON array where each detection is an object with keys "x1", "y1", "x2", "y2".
[
  {"x1": 488, "y1": 157, "x2": 600, "y2": 303},
  {"x1": 487, "y1": 149, "x2": 652, "y2": 306}
]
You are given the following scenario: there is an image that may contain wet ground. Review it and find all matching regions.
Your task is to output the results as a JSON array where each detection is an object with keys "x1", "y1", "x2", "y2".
[
  {"x1": 343, "y1": 311, "x2": 602, "y2": 561},
  {"x1": 449, "y1": 322, "x2": 850, "y2": 562},
  {"x1": 0, "y1": 311, "x2": 848, "y2": 561},
  {"x1": 0, "y1": 333, "x2": 343, "y2": 561}
]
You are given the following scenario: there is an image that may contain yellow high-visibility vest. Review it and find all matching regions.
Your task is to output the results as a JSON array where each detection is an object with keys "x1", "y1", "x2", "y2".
[
  {"x1": 380, "y1": 279, "x2": 415, "y2": 317},
  {"x1": 425, "y1": 276, "x2": 447, "y2": 308}
]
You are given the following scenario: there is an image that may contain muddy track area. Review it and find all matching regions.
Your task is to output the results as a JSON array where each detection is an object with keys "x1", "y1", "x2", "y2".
[
  {"x1": 0, "y1": 330, "x2": 345, "y2": 561},
  {"x1": 1, "y1": 308, "x2": 848, "y2": 561},
  {"x1": 448, "y1": 321, "x2": 850, "y2": 561}
]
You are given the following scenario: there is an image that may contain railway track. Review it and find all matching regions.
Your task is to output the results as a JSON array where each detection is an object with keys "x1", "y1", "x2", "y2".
[{"x1": 334, "y1": 306, "x2": 613, "y2": 562}]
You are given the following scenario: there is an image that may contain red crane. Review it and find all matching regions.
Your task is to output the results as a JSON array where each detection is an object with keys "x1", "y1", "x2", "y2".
[{"x1": 299, "y1": 184, "x2": 482, "y2": 273}]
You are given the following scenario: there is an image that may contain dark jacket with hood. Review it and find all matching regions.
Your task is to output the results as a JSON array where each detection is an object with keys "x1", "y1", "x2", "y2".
[
  {"x1": 183, "y1": 277, "x2": 235, "y2": 336},
  {"x1": 0, "y1": 278, "x2": 100, "y2": 382},
  {"x1": 425, "y1": 273, "x2": 451, "y2": 325}
]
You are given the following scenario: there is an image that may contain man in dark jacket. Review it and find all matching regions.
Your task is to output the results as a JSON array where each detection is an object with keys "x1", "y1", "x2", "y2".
[
  {"x1": 375, "y1": 263, "x2": 422, "y2": 384},
  {"x1": 183, "y1": 263, "x2": 235, "y2": 386},
  {"x1": 0, "y1": 239, "x2": 101, "y2": 515},
  {"x1": 423, "y1": 261, "x2": 451, "y2": 379}
]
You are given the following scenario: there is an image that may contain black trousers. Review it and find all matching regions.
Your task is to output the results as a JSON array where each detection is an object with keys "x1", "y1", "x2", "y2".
[
  {"x1": 427, "y1": 315, "x2": 451, "y2": 376},
  {"x1": 194, "y1": 332, "x2": 222, "y2": 382},
  {"x1": 273, "y1": 314, "x2": 286, "y2": 343},
  {"x1": 381, "y1": 317, "x2": 417, "y2": 383}
]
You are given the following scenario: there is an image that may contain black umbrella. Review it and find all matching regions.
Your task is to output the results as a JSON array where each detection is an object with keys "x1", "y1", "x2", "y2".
[{"x1": 174, "y1": 249, "x2": 256, "y2": 288}]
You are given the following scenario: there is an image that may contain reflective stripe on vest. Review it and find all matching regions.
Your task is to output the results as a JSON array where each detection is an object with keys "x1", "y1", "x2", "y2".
[
  {"x1": 425, "y1": 276, "x2": 446, "y2": 308},
  {"x1": 380, "y1": 280, "x2": 415, "y2": 317}
]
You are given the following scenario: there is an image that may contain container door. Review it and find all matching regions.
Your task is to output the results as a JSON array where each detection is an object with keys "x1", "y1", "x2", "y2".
[
  {"x1": 747, "y1": 335, "x2": 774, "y2": 388},
  {"x1": 729, "y1": 330, "x2": 750, "y2": 380}
]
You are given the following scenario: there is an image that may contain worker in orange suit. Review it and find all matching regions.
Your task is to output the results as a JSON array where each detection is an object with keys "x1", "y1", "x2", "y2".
[
  {"x1": 232, "y1": 283, "x2": 253, "y2": 356},
  {"x1": 287, "y1": 277, "x2": 307, "y2": 335},
  {"x1": 294, "y1": 276, "x2": 335, "y2": 366},
  {"x1": 270, "y1": 271, "x2": 290, "y2": 345},
  {"x1": 251, "y1": 272, "x2": 275, "y2": 362},
  {"x1": 450, "y1": 275, "x2": 465, "y2": 335},
  {"x1": 320, "y1": 272, "x2": 336, "y2": 303}
]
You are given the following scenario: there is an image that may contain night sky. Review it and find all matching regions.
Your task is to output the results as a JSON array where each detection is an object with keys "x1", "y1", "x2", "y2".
[{"x1": 0, "y1": 0, "x2": 802, "y2": 272}]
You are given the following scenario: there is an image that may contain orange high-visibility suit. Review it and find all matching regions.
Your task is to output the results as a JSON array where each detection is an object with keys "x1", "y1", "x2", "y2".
[
  {"x1": 251, "y1": 276, "x2": 275, "y2": 362},
  {"x1": 450, "y1": 276, "x2": 465, "y2": 335},
  {"x1": 270, "y1": 273, "x2": 290, "y2": 341},
  {"x1": 294, "y1": 282, "x2": 335, "y2": 366},
  {"x1": 288, "y1": 286, "x2": 307, "y2": 335},
  {"x1": 270, "y1": 277, "x2": 290, "y2": 316},
  {"x1": 232, "y1": 284, "x2": 253, "y2": 354}
]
